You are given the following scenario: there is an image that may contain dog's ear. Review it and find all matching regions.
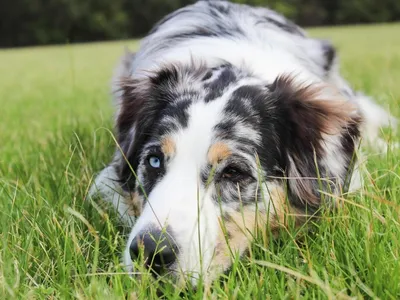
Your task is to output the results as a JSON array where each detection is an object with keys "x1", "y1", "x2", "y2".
[
  {"x1": 116, "y1": 76, "x2": 149, "y2": 147},
  {"x1": 111, "y1": 76, "x2": 148, "y2": 192},
  {"x1": 270, "y1": 75, "x2": 362, "y2": 211}
]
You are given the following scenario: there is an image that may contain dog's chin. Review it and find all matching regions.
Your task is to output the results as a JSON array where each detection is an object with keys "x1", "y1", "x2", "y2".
[{"x1": 124, "y1": 267, "x2": 206, "y2": 288}]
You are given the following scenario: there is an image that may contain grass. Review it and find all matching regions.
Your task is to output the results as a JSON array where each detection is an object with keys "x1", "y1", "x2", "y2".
[{"x1": 1, "y1": 23, "x2": 400, "y2": 299}]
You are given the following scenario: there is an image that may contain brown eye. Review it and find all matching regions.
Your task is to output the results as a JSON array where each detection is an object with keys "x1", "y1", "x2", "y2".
[
  {"x1": 221, "y1": 166, "x2": 247, "y2": 182},
  {"x1": 222, "y1": 167, "x2": 238, "y2": 178}
]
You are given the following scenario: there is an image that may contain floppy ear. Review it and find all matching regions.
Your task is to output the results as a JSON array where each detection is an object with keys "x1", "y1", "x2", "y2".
[
  {"x1": 114, "y1": 74, "x2": 157, "y2": 192},
  {"x1": 270, "y1": 75, "x2": 362, "y2": 211},
  {"x1": 116, "y1": 76, "x2": 148, "y2": 146}
]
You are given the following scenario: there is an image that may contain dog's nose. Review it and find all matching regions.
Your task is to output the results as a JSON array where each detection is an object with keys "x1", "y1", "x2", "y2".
[{"x1": 129, "y1": 228, "x2": 178, "y2": 274}]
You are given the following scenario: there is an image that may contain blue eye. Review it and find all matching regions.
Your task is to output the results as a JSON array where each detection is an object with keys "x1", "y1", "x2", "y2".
[{"x1": 148, "y1": 156, "x2": 161, "y2": 168}]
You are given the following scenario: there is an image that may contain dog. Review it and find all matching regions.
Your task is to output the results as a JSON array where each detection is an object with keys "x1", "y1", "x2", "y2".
[{"x1": 88, "y1": 0, "x2": 395, "y2": 285}]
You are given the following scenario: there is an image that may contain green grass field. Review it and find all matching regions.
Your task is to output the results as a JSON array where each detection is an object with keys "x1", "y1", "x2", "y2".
[{"x1": 1, "y1": 24, "x2": 400, "y2": 299}]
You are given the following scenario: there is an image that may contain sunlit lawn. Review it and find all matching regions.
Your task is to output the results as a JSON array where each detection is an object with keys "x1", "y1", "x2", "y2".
[{"x1": 1, "y1": 24, "x2": 399, "y2": 298}]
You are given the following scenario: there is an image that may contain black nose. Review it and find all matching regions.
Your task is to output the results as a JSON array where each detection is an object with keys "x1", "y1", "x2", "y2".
[{"x1": 129, "y1": 228, "x2": 178, "y2": 274}]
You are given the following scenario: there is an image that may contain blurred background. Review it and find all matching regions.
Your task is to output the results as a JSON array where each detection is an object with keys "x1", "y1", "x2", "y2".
[{"x1": 2, "y1": 0, "x2": 400, "y2": 48}]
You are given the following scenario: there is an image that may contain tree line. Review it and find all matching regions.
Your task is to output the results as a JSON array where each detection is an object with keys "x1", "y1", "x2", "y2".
[{"x1": 1, "y1": 0, "x2": 400, "y2": 48}]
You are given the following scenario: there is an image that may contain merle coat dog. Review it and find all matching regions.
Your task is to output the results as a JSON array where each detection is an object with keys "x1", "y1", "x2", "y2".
[{"x1": 89, "y1": 0, "x2": 395, "y2": 285}]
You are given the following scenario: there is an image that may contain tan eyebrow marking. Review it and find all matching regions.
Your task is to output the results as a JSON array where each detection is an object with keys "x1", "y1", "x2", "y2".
[
  {"x1": 161, "y1": 137, "x2": 176, "y2": 157},
  {"x1": 207, "y1": 142, "x2": 231, "y2": 165}
]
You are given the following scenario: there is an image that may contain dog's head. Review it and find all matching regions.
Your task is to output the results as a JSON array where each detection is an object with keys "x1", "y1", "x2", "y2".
[{"x1": 99, "y1": 62, "x2": 361, "y2": 284}]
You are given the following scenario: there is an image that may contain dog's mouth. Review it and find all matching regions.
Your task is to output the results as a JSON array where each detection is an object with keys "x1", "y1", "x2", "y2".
[
  {"x1": 143, "y1": 255, "x2": 177, "y2": 278},
  {"x1": 131, "y1": 259, "x2": 206, "y2": 289},
  {"x1": 129, "y1": 243, "x2": 217, "y2": 285}
]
